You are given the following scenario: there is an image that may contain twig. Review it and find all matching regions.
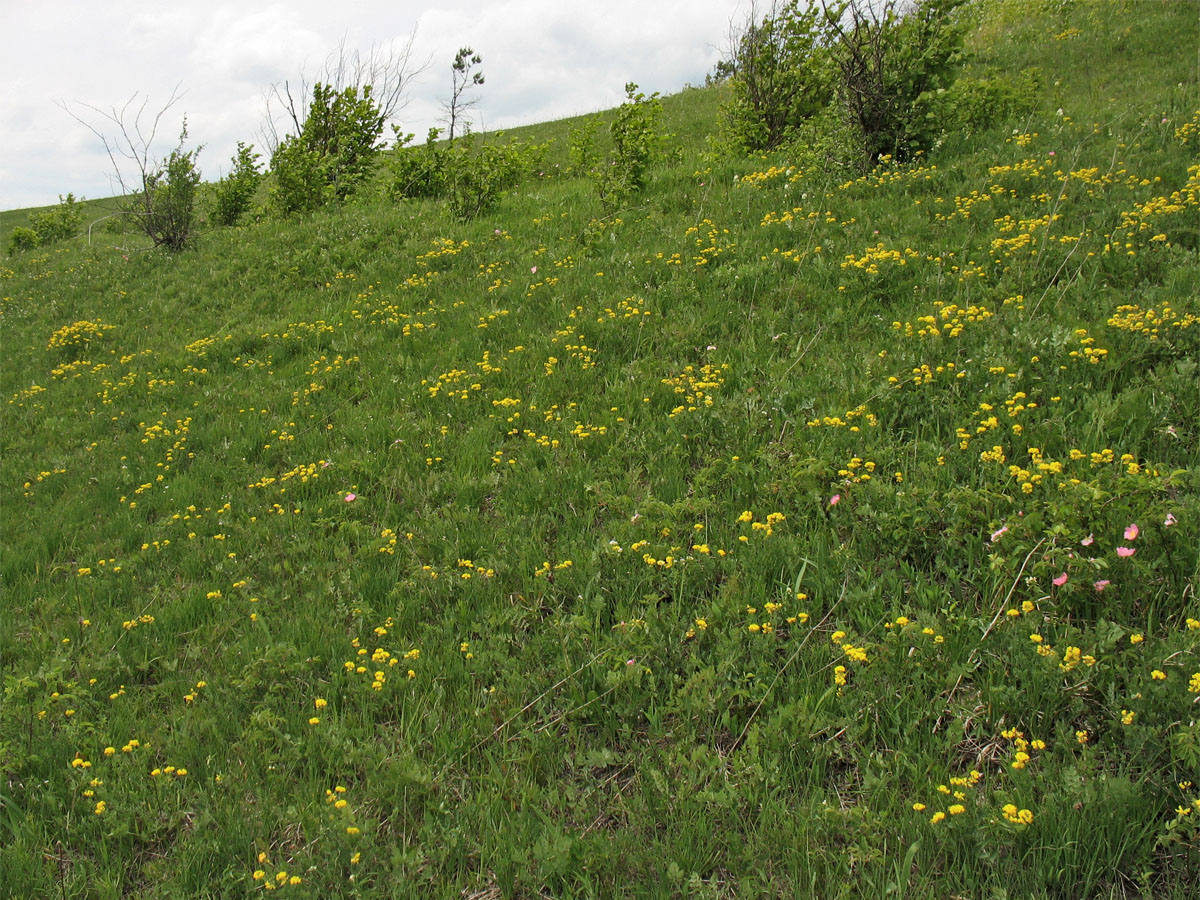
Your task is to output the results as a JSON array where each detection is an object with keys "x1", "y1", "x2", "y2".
[
  {"x1": 981, "y1": 537, "x2": 1047, "y2": 643},
  {"x1": 730, "y1": 572, "x2": 847, "y2": 754},
  {"x1": 448, "y1": 649, "x2": 608, "y2": 771}
]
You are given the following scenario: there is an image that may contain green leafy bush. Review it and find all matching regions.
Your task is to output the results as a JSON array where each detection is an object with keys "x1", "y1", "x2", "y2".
[
  {"x1": 385, "y1": 128, "x2": 548, "y2": 220},
  {"x1": 8, "y1": 194, "x2": 83, "y2": 255},
  {"x1": 937, "y1": 68, "x2": 1041, "y2": 134},
  {"x1": 211, "y1": 143, "x2": 263, "y2": 226},
  {"x1": 384, "y1": 128, "x2": 450, "y2": 201},
  {"x1": 592, "y1": 83, "x2": 666, "y2": 211},
  {"x1": 30, "y1": 193, "x2": 83, "y2": 245},
  {"x1": 824, "y1": 0, "x2": 968, "y2": 163},
  {"x1": 270, "y1": 83, "x2": 385, "y2": 214},
  {"x1": 128, "y1": 125, "x2": 201, "y2": 251},
  {"x1": 7, "y1": 227, "x2": 40, "y2": 254},
  {"x1": 447, "y1": 135, "x2": 550, "y2": 221},
  {"x1": 782, "y1": 104, "x2": 861, "y2": 180},
  {"x1": 567, "y1": 115, "x2": 602, "y2": 176},
  {"x1": 717, "y1": 1, "x2": 838, "y2": 153}
]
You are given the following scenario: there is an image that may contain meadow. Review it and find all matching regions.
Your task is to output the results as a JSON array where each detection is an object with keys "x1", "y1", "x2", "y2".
[{"x1": 2, "y1": 1, "x2": 1198, "y2": 897}]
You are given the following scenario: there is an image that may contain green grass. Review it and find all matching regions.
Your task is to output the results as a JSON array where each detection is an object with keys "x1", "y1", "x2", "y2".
[{"x1": 3, "y1": 2, "x2": 1199, "y2": 898}]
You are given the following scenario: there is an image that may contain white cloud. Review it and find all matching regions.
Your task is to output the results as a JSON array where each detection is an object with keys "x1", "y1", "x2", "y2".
[{"x1": 1, "y1": 0, "x2": 738, "y2": 210}]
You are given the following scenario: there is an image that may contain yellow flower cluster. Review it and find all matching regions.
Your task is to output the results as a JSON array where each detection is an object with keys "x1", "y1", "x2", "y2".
[
  {"x1": 247, "y1": 460, "x2": 326, "y2": 491},
  {"x1": 1106, "y1": 303, "x2": 1197, "y2": 340},
  {"x1": 47, "y1": 319, "x2": 115, "y2": 350},
  {"x1": 662, "y1": 363, "x2": 729, "y2": 418},
  {"x1": 840, "y1": 242, "x2": 921, "y2": 273}
]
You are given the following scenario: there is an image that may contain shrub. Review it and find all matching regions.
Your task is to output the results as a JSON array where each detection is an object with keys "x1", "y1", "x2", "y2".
[
  {"x1": 718, "y1": 1, "x2": 838, "y2": 153},
  {"x1": 29, "y1": 194, "x2": 83, "y2": 245},
  {"x1": 592, "y1": 84, "x2": 666, "y2": 211},
  {"x1": 384, "y1": 128, "x2": 450, "y2": 201},
  {"x1": 445, "y1": 135, "x2": 549, "y2": 221},
  {"x1": 568, "y1": 116, "x2": 603, "y2": 176},
  {"x1": 7, "y1": 227, "x2": 40, "y2": 254},
  {"x1": 7, "y1": 194, "x2": 83, "y2": 255},
  {"x1": 271, "y1": 83, "x2": 385, "y2": 214},
  {"x1": 936, "y1": 68, "x2": 1041, "y2": 134},
  {"x1": 62, "y1": 91, "x2": 200, "y2": 252},
  {"x1": 824, "y1": 0, "x2": 968, "y2": 164},
  {"x1": 783, "y1": 104, "x2": 862, "y2": 181},
  {"x1": 384, "y1": 127, "x2": 548, "y2": 219},
  {"x1": 211, "y1": 143, "x2": 263, "y2": 226},
  {"x1": 128, "y1": 124, "x2": 201, "y2": 251}
]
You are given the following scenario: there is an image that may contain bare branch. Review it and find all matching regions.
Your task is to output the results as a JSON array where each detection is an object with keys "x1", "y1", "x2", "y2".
[
  {"x1": 260, "y1": 28, "x2": 429, "y2": 154},
  {"x1": 60, "y1": 86, "x2": 200, "y2": 250},
  {"x1": 443, "y1": 48, "x2": 484, "y2": 142},
  {"x1": 59, "y1": 84, "x2": 186, "y2": 199}
]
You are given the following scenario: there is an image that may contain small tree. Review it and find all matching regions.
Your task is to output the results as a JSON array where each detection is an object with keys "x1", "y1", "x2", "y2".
[
  {"x1": 719, "y1": 1, "x2": 840, "y2": 153},
  {"x1": 591, "y1": 83, "x2": 665, "y2": 211},
  {"x1": 261, "y1": 35, "x2": 428, "y2": 155},
  {"x1": 444, "y1": 48, "x2": 485, "y2": 143},
  {"x1": 821, "y1": 0, "x2": 967, "y2": 163},
  {"x1": 63, "y1": 89, "x2": 202, "y2": 251},
  {"x1": 270, "y1": 83, "x2": 386, "y2": 214},
  {"x1": 211, "y1": 143, "x2": 262, "y2": 226},
  {"x1": 136, "y1": 124, "x2": 201, "y2": 251}
]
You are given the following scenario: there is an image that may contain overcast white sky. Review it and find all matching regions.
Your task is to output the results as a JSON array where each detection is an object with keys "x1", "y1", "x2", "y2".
[{"x1": 1, "y1": 0, "x2": 742, "y2": 210}]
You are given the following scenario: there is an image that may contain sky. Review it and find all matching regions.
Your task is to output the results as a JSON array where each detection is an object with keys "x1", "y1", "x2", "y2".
[{"x1": 1, "y1": 0, "x2": 742, "y2": 211}]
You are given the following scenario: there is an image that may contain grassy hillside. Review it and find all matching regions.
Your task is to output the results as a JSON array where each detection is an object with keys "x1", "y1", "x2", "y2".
[{"x1": 3, "y1": 2, "x2": 1198, "y2": 898}]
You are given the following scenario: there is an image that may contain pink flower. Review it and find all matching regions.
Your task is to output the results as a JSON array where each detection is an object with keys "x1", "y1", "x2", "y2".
[
  {"x1": 1124, "y1": 524, "x2": 1139, "y2": 541},
  {"x1": 829, "y1": 494, "x2": 841, "y2": 507},
  {"x1": 1053, "y1": 573, "x2": 1069, "y2": 587},
  {"x1": 1164, "y1": 513, "x2": 1177, "y2": 527},
  {"x1": 1081, "y1": 534, "x2": 1094, "y2": 546},
  {"x1": 344, "y1": 493, "x2": 357, "y2": 502},
  {"x1": 1093, "y1": 580, "x2": 1110, "y2": 592},
  {"x1": 530, "y1": 266, "x2": 538, "y2": 274},
  {"x1": 1116, "y1": 546, "x2": 1136, "y2": 558},
  {"x1": 990, "y1": 525, "x2": 1008, "y2": 542}
]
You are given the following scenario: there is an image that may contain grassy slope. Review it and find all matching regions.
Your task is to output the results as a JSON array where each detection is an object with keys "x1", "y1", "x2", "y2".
[{"x1": 3, "y1": 2, "x2": 1199, "y2": 898}]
